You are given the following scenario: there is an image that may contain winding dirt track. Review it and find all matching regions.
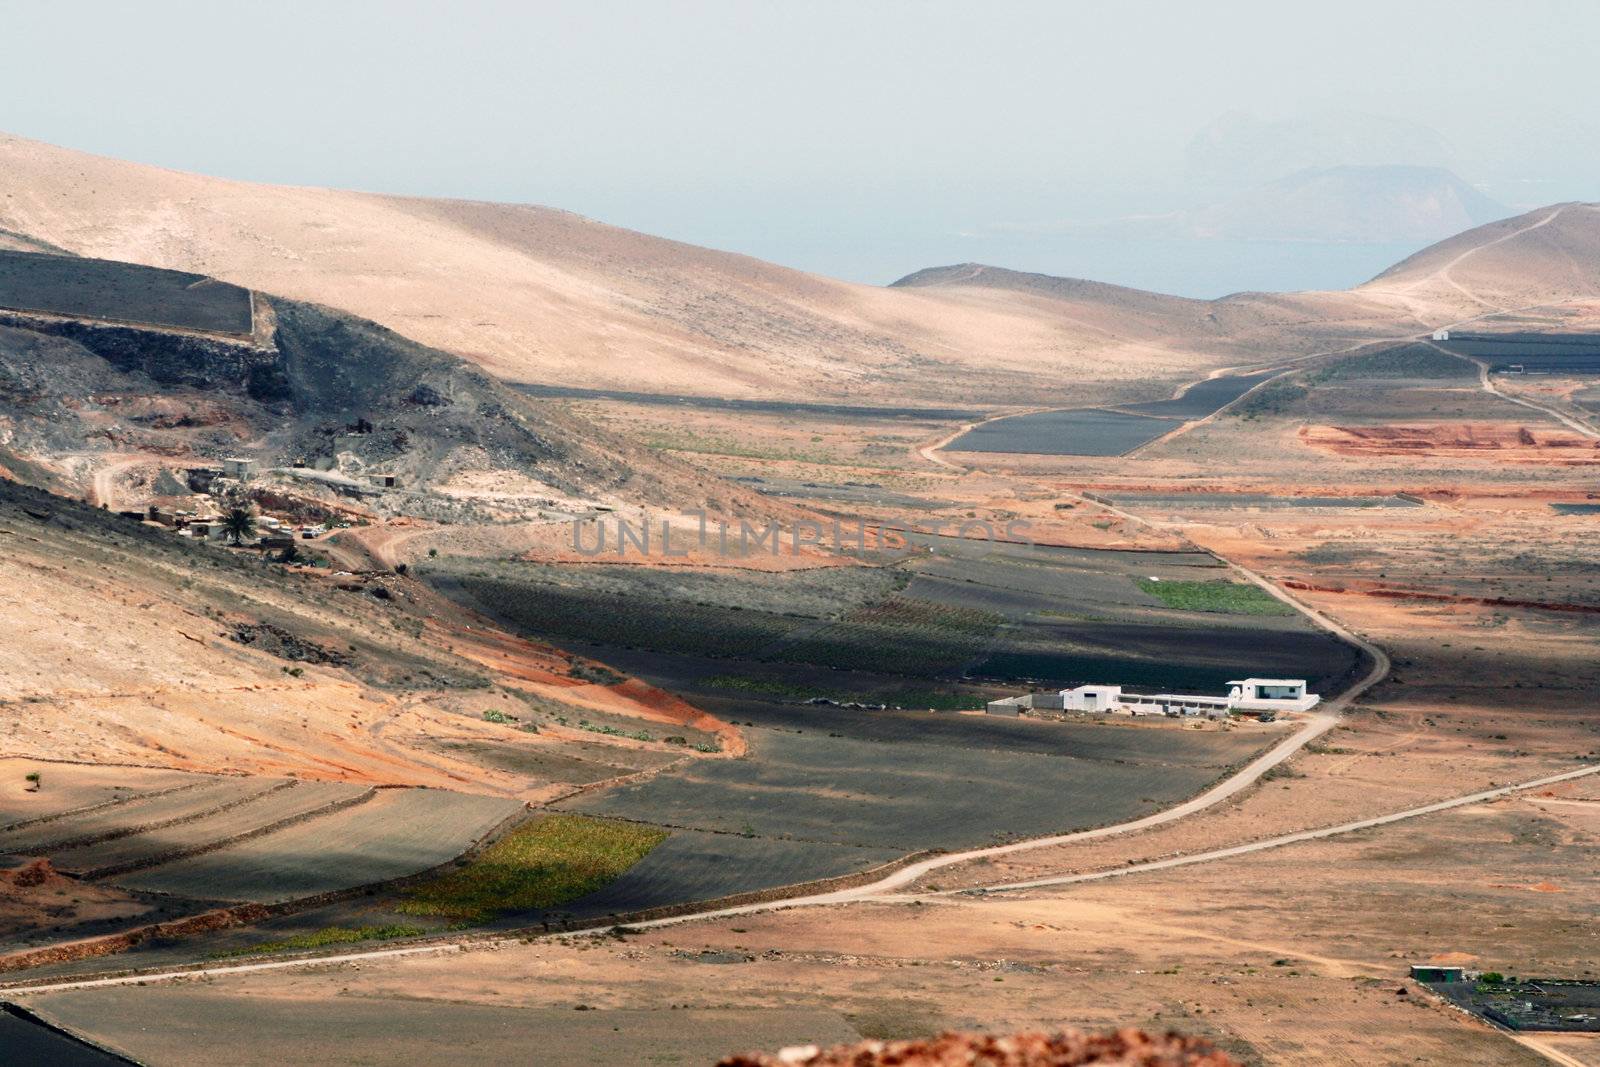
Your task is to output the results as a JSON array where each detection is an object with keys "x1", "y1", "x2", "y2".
[{"x1": 1425, "y1": 338, "x2": 1600, "y2": 439}]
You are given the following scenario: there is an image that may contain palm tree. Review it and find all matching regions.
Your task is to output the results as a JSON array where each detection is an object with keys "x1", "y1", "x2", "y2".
[{"x1": 222, "y1": 506, "x2": 257, "y2": 546}]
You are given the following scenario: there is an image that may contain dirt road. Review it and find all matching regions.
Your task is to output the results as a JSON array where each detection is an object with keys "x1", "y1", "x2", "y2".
[{"x1": 1427, "y1": 339, "x2": 1600, "y2": 439}]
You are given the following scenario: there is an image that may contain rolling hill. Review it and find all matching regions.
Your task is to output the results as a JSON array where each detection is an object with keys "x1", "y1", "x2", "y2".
[{"x1": 2, "y1": 132, "x2": 1598, "y2": 406}]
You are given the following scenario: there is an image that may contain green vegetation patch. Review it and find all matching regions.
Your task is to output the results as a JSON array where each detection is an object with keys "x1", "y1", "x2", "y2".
[
  {"x1": 398, "y1": 814, "x2": 667, "y2": 924},
  {"x1": 701, "y1": 674, "x2": 816, "y2": 697},
  {"x1": 213, "y1": 924, "x2": 426, "y2": 958},
  {"x1": 1135, "y1": 578, "x2": 1295, "y2": 616}
]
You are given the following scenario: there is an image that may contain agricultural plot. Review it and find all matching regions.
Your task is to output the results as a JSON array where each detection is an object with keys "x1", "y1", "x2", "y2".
[
  {"x1": 1444, "y1": 332, "x2": 1600, "y2": 373},
  {"x1": 560, "y1": 727, "x2": 1261, "y2": 852},
  {"x1": 0, "y1": 777, "x2": 281, "y2": 856},
  {"x1": 434, "y1": 536, "x2": 1357, "y2": 704},
  {"x1": 0, "y1": 250, "x2": 253, "y2": 336},
  {"x1": 945, "y1": 408, "x2": 1180, "y2": 456},
  {"x1": 904, "y1": 532, "x2": 1220, "y2": 570},
  {"x1": 435, "y1": 574, "x2": 799, "y2": 657},
  {"x1": 0, "y1": 762, "x2": 201, "y2": 831},
  {"x1": 689, "y1": 698, "x2": 1267, "y2": 768},
  {"x1": 1117, "y1": 370, "x2": 1279, "y2": 418},
  {"x1": 490, "y1": 828, "x2": 899, "y2": 927},
  {"x1": 1134, "y1": 578, "x2": 1294, "y2": 616},
  {"x1": 944, "y1": 371, "x2": 1277, "y2": 457},
  {"x1": 1310, "y1": 344, "x2": 1475, "y2": 381},
  {"x1": 47, "y1": 781, "x2": 372, "y2": 876},
  {"x1": 763, "y1": 596, "x2": 1003, "y2": 677},
  {"x1": 115, "y1": 789, "x2": 523, "y2": 904},
  {"x1": 398, "y1": 814, "x2": 666, "y2": 924}
]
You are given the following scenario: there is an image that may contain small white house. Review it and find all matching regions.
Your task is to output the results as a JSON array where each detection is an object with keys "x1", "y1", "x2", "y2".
[
  {"x1": 1228, "y1": 678, "x2": 1319, "y2": 712},
  {"x1": 1431, "y1": 329, "x2": 1450, "y2": 341},
  {"x1": 1061, "y1": 685, "x2": 1122, "y2": 712}
]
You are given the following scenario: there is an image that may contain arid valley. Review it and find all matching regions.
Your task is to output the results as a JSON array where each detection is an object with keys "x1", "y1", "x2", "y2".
[{"x1": 2, "y1": 21, "x2": 1599, "y2": 1063}]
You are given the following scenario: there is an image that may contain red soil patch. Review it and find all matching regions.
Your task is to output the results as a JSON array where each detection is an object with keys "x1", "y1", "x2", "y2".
[
  {"x1": 1302, "y1": 423, "x2": 1600, "y2": 464},
  {"x1": 1280, "y1": 579, "x2": 1600, "y2": 615}
]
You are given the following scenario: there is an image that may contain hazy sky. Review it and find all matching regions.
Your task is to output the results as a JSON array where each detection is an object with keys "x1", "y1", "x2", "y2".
[{"x1": 6, "y1": 1, "x2": 1598, "y2": 292}]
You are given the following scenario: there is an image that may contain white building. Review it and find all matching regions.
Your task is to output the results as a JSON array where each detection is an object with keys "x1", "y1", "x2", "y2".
[
  {"x1": 1061, "y1": 685, "x2": 1122, "y2": 712},
  {"x1": 1228, "y1": 678, "x2": 1320, "y2": 713},
  {"x1": 1431, "y1": 328, "x2": 1450, "y2": 341},
  {"x1": 984, "y1": 678, "x2": 1319, "y2": 720}
]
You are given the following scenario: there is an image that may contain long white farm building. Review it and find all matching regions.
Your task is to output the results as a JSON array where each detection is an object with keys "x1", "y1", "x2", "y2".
[{"x1": 987, "y1": 678, "x2": 1319, "y2": 720}]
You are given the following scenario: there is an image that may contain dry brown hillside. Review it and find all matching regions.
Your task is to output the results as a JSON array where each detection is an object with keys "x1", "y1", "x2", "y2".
[
  {"x1": 3, "y1": 133, "x2": 1598, "y2": 403},
  {"x1": 1362, "y1": 201, "x2": 1600, "y2": 319}
]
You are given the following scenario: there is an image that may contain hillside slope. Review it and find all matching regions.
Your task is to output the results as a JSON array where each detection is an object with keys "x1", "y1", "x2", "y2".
[
  {"x1": 1362, "y1": 201, "x2": 1600, "y2": 315},
  {"x1": 0, "y1": 250, "x2": 767, "y2": 518},
  {"x1": 0, "y1": 134, "x2": 1436, "y2": 404},
  {"x1": 3, "y1": 133, "x2": 1598, "y2": 403}
]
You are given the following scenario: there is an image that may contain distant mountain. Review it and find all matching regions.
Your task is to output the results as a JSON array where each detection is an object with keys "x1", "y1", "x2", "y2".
[
  {"x1": 1186, "y1": 111, "x2": 1458, "y2": 197},
  {"x1": 1090, "y1": 166, "x2": 1509, "y2": 245},
  {"x1": 1188, "y1": 165, "x2": 1509, "y2": 244}
]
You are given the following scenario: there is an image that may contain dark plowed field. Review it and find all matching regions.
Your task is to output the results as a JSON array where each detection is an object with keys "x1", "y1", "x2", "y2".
[
  {"x1": 1117, "y1": 371, "x2": 1278, "y2": 418},
  {"x1": 1445, "y1": 333, "x2": 1600, "y2": 373},
  {"x1": 944, "y1": 371, "x2": 1277, "y2": 456},
  {"x1": 0, "y1": 250, "x2": 253, "y2": 336},
  {"x1": 690, "y1": 697, "x2": 1267, "y2": 767},
  {"x1": 945, "y1": 408, "x2": 1180, "y2": 456},
  {"x1": 496, "y1": 829, "x2": 898, "y2": 925},
  {"x1": 559, "y1": 727, "x2": 1263, "y2": 852}
]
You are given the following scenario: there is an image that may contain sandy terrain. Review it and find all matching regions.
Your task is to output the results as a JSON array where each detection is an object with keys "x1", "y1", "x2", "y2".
[{"x1": 7, "y1": 134, "x2": 1594, "y2": 404}]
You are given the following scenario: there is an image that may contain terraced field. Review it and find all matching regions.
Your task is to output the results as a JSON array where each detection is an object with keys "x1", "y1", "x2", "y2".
[
  {"x1": 0, "y1": 762, "x2": 201, "y2": 831},
  {"x1": 0, "y1": 778, "x2": 284, "y2": 855},
  {"x1": 0, "y1": 250, "x2": 253, "y2": 336},
  {"x1": 48, "y1": 781, "x2": 373, "y2": 877},
  {"x1": 115, "y1": 789, "x2": 524, "y2": 904}
]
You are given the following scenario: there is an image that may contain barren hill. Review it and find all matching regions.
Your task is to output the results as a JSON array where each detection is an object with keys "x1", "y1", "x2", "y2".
[
  {"x1": 1362, "y1": 201, "x2": 1600, "y2": 315},
  {"x1": 4, "y1": 133, "x2": 1599, "y2": 404}
]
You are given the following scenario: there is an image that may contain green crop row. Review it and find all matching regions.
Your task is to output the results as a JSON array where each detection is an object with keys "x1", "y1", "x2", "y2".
[{"x1": 398, "y1": 814, "x2": 668, "y2": 924}]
